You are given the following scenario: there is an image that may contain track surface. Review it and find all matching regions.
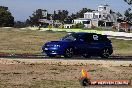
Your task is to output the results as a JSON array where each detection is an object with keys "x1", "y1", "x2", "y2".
[
  {"x1": 0, "y1": 53, "x2": 132, "y2": 61},
  {"x1": 0, "y1": 53, "x2": 132, "y2": 88}
]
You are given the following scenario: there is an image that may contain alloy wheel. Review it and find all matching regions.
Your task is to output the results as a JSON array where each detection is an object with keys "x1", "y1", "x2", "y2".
[
  {"x1": 64, "y1": 48, "x2": 74, "y2": 58},
  {"x1": 101, "y1": 48, "x2": 110, "y2": 58}
]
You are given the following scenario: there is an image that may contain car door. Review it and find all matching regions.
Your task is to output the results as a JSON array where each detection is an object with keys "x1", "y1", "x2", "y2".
[
  {"x1": 77, "y1": 34, "x2": 102, "y2": 55},
  {"x1": 89, "y1": 34, "x2": 105, "y2": 55},
  {"x1": 74, "y1": 34, "x2": 92, "y2": 54},
  {"x1": 82, "y1": 34, "x2": 97, "y2": 54}
]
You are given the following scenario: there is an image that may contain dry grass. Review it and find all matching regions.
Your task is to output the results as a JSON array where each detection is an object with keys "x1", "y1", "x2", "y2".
[
  {"x1": 111, "y1": 39, "x2": 132, "y2": 56},
  {"x1": 0, "y1": 28, "x2": 66, "y2": 54},
  {"x1": 0, "y1": 59, "x2": 132, "y2": 88},
  {"x1": 0, "y1": 27, "x2": 132, "y2": 55}
]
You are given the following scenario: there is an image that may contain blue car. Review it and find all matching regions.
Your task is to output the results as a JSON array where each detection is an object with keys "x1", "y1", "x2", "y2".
[{"x1": 42, "y1": 32, "x2": 113, "y2": 58}]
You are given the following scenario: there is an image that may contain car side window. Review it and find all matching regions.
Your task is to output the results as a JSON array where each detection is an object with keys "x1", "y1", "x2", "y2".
[
  {"x1": 62, "y1": 34, "x2": 76, "y2": 41},
  {"x1": 98, "y1": 35, "x2": 109, "y2": 42},
  {"x1": 80, "y1": 34, "x2": 93, "y2": 42}
]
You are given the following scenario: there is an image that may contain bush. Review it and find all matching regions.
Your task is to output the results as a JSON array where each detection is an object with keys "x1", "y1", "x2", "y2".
[
  {"x1": 14, "y1": 21, "x2": 27, "y2": 28},
  {"x1": 48, "y1": 24, "x2": 52, "y2": 29},
  {"x1": 73, "y1": 23, "x2": 84, "y2": 28}
]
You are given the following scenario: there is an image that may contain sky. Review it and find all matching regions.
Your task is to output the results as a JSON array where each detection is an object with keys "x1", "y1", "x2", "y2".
[{"x1": 0, "y1": 0, "x2": 131, "y2": 21}]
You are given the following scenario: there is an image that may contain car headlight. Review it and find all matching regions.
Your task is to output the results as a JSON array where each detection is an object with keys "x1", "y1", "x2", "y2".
[{"x1": 54, "y1": 45, "x2": 61, "y2": 47}]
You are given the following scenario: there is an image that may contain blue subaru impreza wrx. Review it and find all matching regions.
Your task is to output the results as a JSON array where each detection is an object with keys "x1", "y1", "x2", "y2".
[{"x1": 42, "y1": 32, "x2": 113, "y2": 58}]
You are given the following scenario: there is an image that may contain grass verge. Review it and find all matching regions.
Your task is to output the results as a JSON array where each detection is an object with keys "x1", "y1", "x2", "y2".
[{"x1": 0, "y1": 28, "x2": 132, "y2": 55}]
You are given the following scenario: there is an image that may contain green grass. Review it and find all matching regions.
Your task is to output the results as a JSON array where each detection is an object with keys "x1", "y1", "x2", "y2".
[
  {"x1": 0, "y1": 28, "x2": 132, "y2": 55},
  {"x1": 83, "y1": 28, "x2": 114, "y2": 31}
]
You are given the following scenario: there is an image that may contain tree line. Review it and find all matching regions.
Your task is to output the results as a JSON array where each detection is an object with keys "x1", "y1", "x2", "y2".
[
  {"x1": 0, "y1": 0, "x2": 132, "y2": 28},
  {"x1": 0, "y1": 6, "x2": 14, "y2": 27},
  {"x1": 25, "y1": 8, "x2": 93, "y2": 27}
]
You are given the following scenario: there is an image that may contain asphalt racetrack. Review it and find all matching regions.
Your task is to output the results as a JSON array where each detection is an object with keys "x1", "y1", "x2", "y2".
[{"x1": 0, "y1": 53, "x2": 132, "y2": 61}]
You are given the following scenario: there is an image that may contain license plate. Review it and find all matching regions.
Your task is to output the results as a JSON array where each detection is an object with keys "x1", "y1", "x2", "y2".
[{"x1": 44, "y1": 48, "x2": 48, "y2": 50}]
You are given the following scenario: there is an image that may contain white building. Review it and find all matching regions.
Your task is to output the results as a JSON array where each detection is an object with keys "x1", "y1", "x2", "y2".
[
  {"x1": 64, "y1": 24, "x2": 73, "y2": 29},
  {"x1": 71, "y1": 4, "x2": 119, "y2": 28},
  {"x1": 74, "y1": 18, "x2": 92, "y2": 28}
]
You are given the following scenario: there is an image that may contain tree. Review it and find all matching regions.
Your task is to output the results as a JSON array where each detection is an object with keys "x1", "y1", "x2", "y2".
[
  {"x1": 27, "y1": 9, "x2": 48, "y2": 26},
  {"x1": 117, "y1": 12, "x2": 123, "y2": 17},
  {"x1": 52, "y1": 11, "x2": 59, "y2": 21},
  {"x1": 52, "y1": 10, "x2": 69, "y2": 22},
  {"x1": 124, "y1": 8, "x2": 132, "y2": 21},
  {"x1": 124, "y1": 0, "x2": 132, "y2": 5},
  {"x1": 0, "y1": 6, "x2": 14, "y2": 27},
  {"x1": 123, "y1": 0, "x2": 132, "y2": 22},
  {"x1": 71, "y1": 13, "x2": 77, "y2": 19},
  {"x1": 14, "y1": 21, "x2": 27, "y2": 28},
  {"x1": 76, "y1": 8, "x2": 93, "y2": 18},
  {"x1": 58, "y1": 10, "x2": 69, "y2": 22},
  {"x1": 64, "y1": 16, "x2": 73, "y2": 24}
]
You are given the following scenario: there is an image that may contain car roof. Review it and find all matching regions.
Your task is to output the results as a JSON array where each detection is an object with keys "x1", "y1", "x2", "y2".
[
  {"x1": 74, "y1": 32, "x2": 99, "y2": 35},
  {"x1": 74, "y1": 32, "x2": 107, "y2": 37}
]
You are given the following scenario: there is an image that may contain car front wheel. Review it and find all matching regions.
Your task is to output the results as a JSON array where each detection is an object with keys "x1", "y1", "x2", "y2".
[{"x1": 64, "y1": 47, "x2": 74, "y2": 58}]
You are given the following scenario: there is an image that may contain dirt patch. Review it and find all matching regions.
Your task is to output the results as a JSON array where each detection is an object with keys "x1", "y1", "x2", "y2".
[{"x1": 0, "y1": 58, "x2": 132, "y2": 88}]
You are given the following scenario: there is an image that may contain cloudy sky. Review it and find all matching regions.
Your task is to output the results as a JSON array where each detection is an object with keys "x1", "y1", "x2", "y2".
[{"x1": 0, "y1": 0, "x2": 131, "y2": 21}]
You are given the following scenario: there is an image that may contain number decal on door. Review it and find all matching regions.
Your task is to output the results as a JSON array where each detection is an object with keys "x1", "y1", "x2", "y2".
[{"x1": 93, "y1": 35, "x2": 98, "y2": 40}]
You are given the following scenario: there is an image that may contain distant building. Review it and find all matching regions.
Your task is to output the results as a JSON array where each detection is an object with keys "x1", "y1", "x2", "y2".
[
  {"x1": 74, "y1": 18, "x2": 92, "y2": 28},
  {"x1": 64, "y1": 24, "x2": 73, "y2": 29},
  {"x1": 39, "y1": 19, "x2": 62, "y2": 28},
  {"x1": 64, "y1": 4, "x2": 121, "y2": 28}
]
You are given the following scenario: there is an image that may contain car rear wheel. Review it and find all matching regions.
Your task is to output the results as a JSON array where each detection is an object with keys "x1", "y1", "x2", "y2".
[
  {"x1": 100, "y1": 48, "x2": 110, "y2": 58},
  {"x1": 64, "y1": 47, "x2": 74, "y2": 58}
]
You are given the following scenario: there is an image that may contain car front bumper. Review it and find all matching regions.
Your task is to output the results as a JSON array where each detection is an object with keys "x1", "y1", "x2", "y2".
[{"x1": 42, "y1": 47, "x2": 63, "y2": 55}]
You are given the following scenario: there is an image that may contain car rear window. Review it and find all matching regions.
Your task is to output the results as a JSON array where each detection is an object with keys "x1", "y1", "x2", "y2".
[{"x1": 98, "y1": 35, "x2": 109, "y2": 41}]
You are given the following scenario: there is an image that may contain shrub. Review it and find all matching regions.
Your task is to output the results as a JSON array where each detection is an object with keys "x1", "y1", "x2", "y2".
[{"x1": 73, "y1": 23, "x2": 84, "y2": 28}]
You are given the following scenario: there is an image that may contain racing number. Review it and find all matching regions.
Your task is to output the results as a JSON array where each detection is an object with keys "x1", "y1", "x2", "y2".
[{"x1": 93, "y1": 35, "x2": 98, "y2": 40}]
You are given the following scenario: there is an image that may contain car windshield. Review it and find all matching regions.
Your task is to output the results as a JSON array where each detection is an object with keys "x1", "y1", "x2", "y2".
[{"x1": 62, "y1": 34, "x2": 77, "y2": 41}]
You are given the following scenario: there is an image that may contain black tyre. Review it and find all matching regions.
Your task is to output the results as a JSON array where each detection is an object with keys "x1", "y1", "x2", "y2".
[
  {"x1": 47, "y1": 54, "x2": 56, "y2": 57},
  {"x1": 64, "y1": 47, "x2": 74, "y2": 58},
  {"x1": 100, "y1": 48, "x2": 110, "y2": 58}
]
